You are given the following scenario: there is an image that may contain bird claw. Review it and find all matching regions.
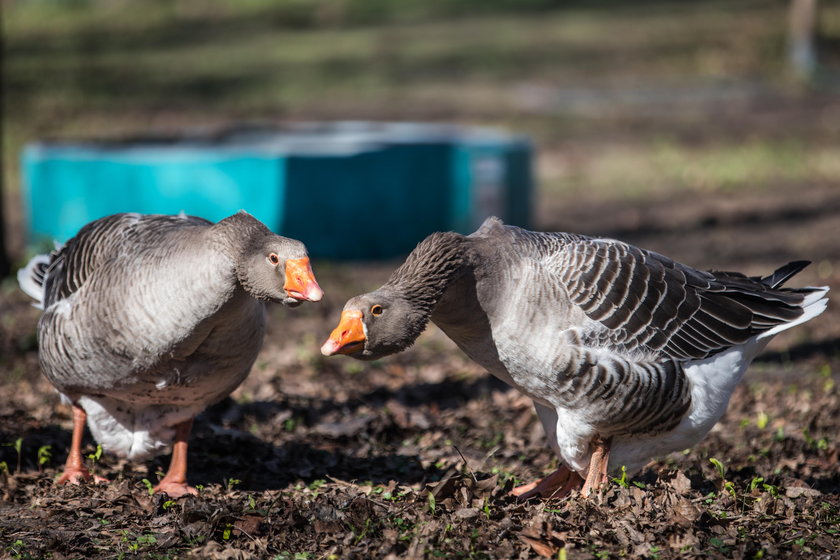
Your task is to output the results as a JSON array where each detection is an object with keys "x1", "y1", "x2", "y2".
[
  {"x1": 510, "y1": 465, "x2": 582, "y2": 500},
  {"x1": 56, "y1": 467, "x2": 108, "y2": 486},
  {"x1": 153, "y1": 480, "x2": 198, "y2": 498}
]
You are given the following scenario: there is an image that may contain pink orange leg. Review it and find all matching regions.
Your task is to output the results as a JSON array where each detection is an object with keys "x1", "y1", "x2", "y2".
[
  {"x1": 153, "y1": 418, "x2": 198, "y2": 498},
  {"x1": 511, "y1": 464, "x2": 584, "y2": 500},
  {"x1": 56, "y1": 404, "x2": 108, "y2": 485},
  {"x1": 581, "y1": 436, "x2": 612, "y2": 497}
]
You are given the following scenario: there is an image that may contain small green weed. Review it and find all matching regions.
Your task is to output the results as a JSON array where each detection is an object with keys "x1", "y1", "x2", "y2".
[
  {"x1": 762, "y1": 483, "x2": 780, "y2": 498},
  {"x1": 803, "y1": 428, "x2": 829, "y2": 451},
  {"x1": 352, "y1": 518, "x2": 373, "y2": 545},
  {"x1": 7, "y1": 539, "x2": 31, "y2": 560},
  {"x1": 87, "y1": 444, "x2": 103, "y2": 463},
  {"x1": 611, "y1": 465, "x2": 629, "y2": 488},
  {"x1": 709, "y1": 537, "x2": 729, "y2": 554},
  {"x1": 3, "y1": 438, "x2": 23, "y2": 473},
  {"x1": 709, "y1": 458, "x2": 737, "y2": 501},
  {"x1": 308, "y1": 479, "x2": 326, "y2": 491},
  {"x1": 36, "y1": 445, "x2": 52, "y2": 470},
  {"x1": 709, "y1": 457, "x2": 726, "y2": 479}
]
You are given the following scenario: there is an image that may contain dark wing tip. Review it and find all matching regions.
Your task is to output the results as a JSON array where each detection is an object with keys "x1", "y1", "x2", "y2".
[{"x1": 760, "y1": 260, "x2": 811, "y2": 289}]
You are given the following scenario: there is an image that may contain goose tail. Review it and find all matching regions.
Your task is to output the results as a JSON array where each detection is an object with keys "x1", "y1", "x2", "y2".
[
  {"x1": 17, "y1": 253, "x2": 51, "y2": 309},
  {"x1": 758, "y1": 261, "x2": 829, "y2": 339}
]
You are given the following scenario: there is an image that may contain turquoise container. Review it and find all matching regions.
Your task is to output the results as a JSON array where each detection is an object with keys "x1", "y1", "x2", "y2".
[{"x1": 22, "y1": 123, "x2": 532, "y2": 259}]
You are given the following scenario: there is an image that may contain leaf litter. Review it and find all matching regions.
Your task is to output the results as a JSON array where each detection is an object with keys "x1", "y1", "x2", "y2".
[{"x1": 2, "y1": 184, "x2": 840, "y2": 558}]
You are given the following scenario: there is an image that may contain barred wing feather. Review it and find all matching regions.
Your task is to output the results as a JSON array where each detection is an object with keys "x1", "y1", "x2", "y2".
[
  {"x1": 43, "y1": 213, "x2": 211, "y2": 307},
  {"x1": 547, "y1": 235, "x2": 816, "y2": 361}
]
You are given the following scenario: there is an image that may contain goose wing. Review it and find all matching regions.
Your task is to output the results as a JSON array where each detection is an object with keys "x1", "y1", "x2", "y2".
[
  {"x1": 43, "y1": 213, "x2": 211, "y2": 307},
  {"x1": 547, "y1": 235, "x2": 813, "y2": 360}
]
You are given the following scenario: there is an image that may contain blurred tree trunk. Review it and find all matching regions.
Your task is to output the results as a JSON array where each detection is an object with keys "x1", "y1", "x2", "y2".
[
  {"x1": 0, "y1": 7, "x2": 9, "y2": 278},
  {"x1": 789, "y1": 0, "x2": 818, "y2": 82},
  {"x1": 0, "y1": 182, "x2": 8, "y2": 278}
]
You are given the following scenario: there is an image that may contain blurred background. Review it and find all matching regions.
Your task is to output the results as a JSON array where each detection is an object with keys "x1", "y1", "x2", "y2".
[
  {"x1": 4, "y1": 0, "x2": 840, "y2": 269},
  {"x1": 3, "y1": 0, "x2": 840, "y2": 329}
]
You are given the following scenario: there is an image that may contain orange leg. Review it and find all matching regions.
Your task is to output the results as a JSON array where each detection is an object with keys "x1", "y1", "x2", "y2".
[
  {"x1": 581, "y1": 436, "x2": 612, "y2": 497},
  {"x1": 511, "y1": 464, "x2": 584, "y2": 500},
  {"x1": 153, "y1": 418, "x2": 198, "y2": 498},
  {"x1": 56, "y1": 404, "x2": 108, "y2": 485}
]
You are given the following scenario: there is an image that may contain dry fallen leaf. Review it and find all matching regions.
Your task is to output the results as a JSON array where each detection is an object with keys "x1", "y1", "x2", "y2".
[{"x1": 518, "y1": 533, "x2": 556, "y2": 558}]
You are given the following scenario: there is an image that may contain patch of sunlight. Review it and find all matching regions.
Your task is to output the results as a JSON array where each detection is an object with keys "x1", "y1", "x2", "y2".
[{"x1": 544, "y1": 141, "x2": 840, "y2": 200}]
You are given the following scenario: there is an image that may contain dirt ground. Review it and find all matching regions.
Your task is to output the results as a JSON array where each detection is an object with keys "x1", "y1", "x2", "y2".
[{"x1": 1, "y1": 179, "x2": 839, "y2": 559}]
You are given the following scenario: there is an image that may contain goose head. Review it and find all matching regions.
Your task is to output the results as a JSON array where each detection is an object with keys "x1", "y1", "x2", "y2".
[
  {"x1": 237, "y1": 235, "x2": 324, "y2": 307},
  {"x1": 320, "y1": 288, "x2": 428, "y2": 360},
  {"x1": 321, "y1": 230, "x2": 470, "y2": 359}
]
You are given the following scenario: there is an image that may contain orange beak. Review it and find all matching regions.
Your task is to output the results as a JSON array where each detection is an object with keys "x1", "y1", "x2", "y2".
[
  {"x1": 321, "y1": 310, "x2": 366, "y2": 356},
  {"x1": 283, "y1": 257, "x2": 324, "y2": 302}
]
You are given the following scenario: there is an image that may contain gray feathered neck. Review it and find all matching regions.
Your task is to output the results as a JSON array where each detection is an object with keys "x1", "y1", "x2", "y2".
[{"x1": 384, "y1": 231, "x2": 469, "y2": 315}]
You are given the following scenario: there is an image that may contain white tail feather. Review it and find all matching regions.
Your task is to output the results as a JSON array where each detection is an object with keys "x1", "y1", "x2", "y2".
[
  {"x1": 17, "y1": 254, "x2": 51, "y2": 309},
  {"x1": 759, "y1": 286, "x2": 829, "y2": 340}
]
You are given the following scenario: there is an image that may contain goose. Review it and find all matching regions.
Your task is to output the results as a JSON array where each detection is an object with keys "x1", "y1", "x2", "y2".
[
  {"x1": 18, "y1": 211, "x2": 323, "y2": 497},
  {"x1": 320, "y1": 217, "x2": 828, "y2": 499}
]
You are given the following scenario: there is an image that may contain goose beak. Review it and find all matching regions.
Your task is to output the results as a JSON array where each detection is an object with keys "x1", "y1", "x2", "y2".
[
  {"x1": 284, "y1": 257, "x2": 324, "y2": 302},
  {"x1": 321, "y1": 310, "x2": 366, "y2": 356}
]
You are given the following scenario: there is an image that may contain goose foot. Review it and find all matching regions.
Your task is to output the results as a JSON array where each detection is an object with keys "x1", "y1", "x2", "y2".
[
  {"x1": 511, "y1": 465, "x2": 583, "y2": 500},
  {"x1": 153, "y1": 418, "x2": 197, "y2": 498},
  {"x1": 153, "y1": 479, "x2": 198, "y2": 498},
  {"x1": 581, "y1": 436, "x2": 612, "y2": 497},
  {"x1": 56, "y1": 403, "x2": 109, "y2": 486},
  {"x1": 56, "y1": 467, "x2": 109, "y2": 485}
]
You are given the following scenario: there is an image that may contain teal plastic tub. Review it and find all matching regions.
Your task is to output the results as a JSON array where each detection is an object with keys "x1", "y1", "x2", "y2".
[{"x1": 22, "y1": 122, "x2": 532, "y2": 259}]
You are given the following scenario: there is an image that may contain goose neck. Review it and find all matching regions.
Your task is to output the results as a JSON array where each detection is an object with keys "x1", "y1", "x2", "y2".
[{"x1": 385, "y1": 231, "x2": 470, "y2": 316}]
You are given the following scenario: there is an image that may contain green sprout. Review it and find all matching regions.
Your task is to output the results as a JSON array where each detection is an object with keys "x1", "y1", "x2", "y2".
[
  {"x1": 709, "y1": 457, "x2": 726, "y2": 479},
  {"x1": 611, "y1": 465, "x2": 629, "y2": 488},
  {"x1": 709, "y1": 458, "x2": 736, "y2": 500},
  {"x1": 2, "y1": 438, "x2": 24, "y2": 473},
  {"x1": 37, "y1": 445, "x2": 52, "y2": 470},
  {"x1": 87, "y1": 444, "x2": 103, "y2": 462}
]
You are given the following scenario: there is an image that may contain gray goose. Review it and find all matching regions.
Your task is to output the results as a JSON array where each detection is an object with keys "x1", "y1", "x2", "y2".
[
  {"x1": 321, "y1": 217, "x2": 828, "y2": 499},
  {"x1": 18, "y1": 211, "x2": 323, "y2": 497}
]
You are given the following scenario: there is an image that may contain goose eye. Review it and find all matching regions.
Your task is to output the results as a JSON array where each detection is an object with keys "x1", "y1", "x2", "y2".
[
  {"x1": 268, "y1": 253, "x2": 280, "y2": 265},
  {"x1": 371, "y1": 305, "x2": 384, "y2": 316}
]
